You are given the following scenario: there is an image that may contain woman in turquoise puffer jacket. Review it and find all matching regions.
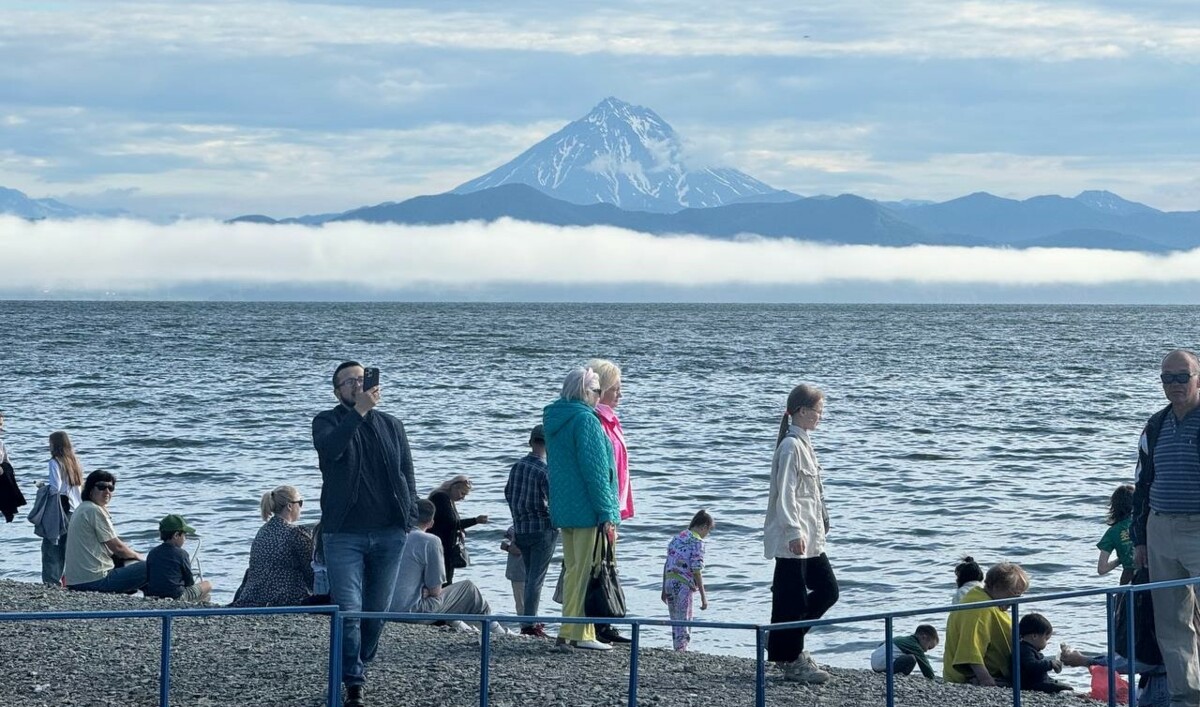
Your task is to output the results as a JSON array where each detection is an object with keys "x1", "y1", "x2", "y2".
[{"x1": 543, "y1": 367, "x2": 619, "y2": 650}]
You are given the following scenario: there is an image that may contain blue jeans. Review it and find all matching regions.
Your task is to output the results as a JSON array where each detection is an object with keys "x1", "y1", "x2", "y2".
[
  {"x1": 514, "y1": 529, "x2": 558, "y2": 628},
  {"x1": 324, "y1": 527, "x2": 406, "y2": 687},
  {"x1": 67, "y1": 561, "x2": 147, "y2": 594},
  {"x1": 41, "y1": 534, "x2": 67, "y2": 585}
]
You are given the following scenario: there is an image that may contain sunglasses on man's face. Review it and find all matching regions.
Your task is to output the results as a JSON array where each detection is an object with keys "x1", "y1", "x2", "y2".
[{"x1": 1161, "y1": 372, "x2": 1196, "y2": 385}]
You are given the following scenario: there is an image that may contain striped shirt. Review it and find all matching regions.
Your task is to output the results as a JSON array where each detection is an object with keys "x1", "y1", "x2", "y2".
[
  {"x1": 1149, "y1": 408, "x2": 1200, "y2": 514},
  {"x1": 504, "y1": 453, "x2": 553, "y2": 534}
]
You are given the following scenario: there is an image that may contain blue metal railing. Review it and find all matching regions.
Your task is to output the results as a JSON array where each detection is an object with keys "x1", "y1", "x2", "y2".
[
  {"x1": 3, "y1": 575, "x2": 1197, "y2": 707},
  {"x1": 0, "y1": 605, "x2": 342, "y2": 706}
]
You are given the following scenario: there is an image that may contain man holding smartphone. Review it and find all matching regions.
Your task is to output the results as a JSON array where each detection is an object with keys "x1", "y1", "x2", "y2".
[{"x1": 313, "y1": 361, "x2": 418, "y2": 707}]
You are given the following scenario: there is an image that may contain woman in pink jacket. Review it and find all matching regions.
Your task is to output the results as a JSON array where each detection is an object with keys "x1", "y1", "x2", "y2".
[{"x1": 587, "y1": 358, "x2": 634, "y2": 644}]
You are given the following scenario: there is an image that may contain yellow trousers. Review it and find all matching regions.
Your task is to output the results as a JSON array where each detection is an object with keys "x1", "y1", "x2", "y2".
[{"x1": 558, "y1": 526, "x2": 598, "y2": 642}]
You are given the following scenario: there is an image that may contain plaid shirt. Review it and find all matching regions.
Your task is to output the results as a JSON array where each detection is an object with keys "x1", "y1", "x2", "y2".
[{"x1": 504, "y1": 453, "x2": 553, "y2": 534}]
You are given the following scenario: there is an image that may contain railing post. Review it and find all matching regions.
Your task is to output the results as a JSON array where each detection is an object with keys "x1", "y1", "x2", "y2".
[
  {"x1": 480, "y1": 619, "x2": 491, "y2": 707},
  {"x1": 328, "y1": 609, "x2": 343, "y2": 707},
  {"x1": 1010, "y1": 603, "x2": 1021, "y2": 707},
  {"x1": 1124, "y1": 585, "x2": 1137, "y2": 707},
  {"x1": 628, "y1": 622, "x2": 640, "y2": 707},
  {"x1": 884, "y1": 616, "x2": 895, "y2": 707},
  {"x1": 159, "y1": 615, "x2": 173, "y2": 707},
  {"x1": 755, "y1": 628, "x2": 766, "y2": 707},
  {"x1": 1106, "y1": 592, "x2": 1117, "y2": 707}
]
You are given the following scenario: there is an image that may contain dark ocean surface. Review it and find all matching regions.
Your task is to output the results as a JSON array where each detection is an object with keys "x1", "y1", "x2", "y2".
[{"x1": 0, "y1": 302, "x2": 1190, "y2": 675}]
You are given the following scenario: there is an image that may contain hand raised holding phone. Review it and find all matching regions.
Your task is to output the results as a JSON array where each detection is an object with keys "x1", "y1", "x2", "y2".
[{"x1": 354, "y1": 367, "x2": 381, "y2": 417}]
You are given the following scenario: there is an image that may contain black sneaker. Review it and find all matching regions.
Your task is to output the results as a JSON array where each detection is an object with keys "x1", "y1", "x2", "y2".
[
  {"x1": 345, "y1": 685, "x2": 364, "y2": 707},
  {"x1": 598, "y1": 627, "x2": 632, "y2": 644}
]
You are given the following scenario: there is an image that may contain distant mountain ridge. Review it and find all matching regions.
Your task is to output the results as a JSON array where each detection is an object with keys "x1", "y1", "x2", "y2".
[
  {"x1": 451, "y1": 97, "x2": 779, "y2": 212},
  {"x1": 7, "y1": 97, "x2": 1200, "y2": 252},
  {"x1": 0, "y1": 186, "x2": 126, "y2": 220}
]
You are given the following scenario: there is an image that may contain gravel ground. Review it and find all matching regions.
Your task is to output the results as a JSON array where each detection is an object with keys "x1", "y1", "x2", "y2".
[{"x1": 0, "y1": 580, "x2": 1101, "y2": 707}]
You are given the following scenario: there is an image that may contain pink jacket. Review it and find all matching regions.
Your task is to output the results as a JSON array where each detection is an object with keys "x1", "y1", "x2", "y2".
[{"x1": 595, "y1": 403, "x2": 634, "y2": 520}]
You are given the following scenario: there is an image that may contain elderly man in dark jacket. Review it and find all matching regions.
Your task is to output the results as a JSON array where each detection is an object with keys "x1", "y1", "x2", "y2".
[{"x1": 313, "y1": 361, "x2": 418, "y2": 707}]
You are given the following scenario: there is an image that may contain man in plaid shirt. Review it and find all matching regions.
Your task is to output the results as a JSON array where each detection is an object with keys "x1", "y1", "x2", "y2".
[{"x1": 504, "y1": 424, "x2": 558, "y2": 637}]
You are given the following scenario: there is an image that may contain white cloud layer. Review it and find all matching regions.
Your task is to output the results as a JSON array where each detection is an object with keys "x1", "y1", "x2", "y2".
[
  {"x1": 4, "y1": 0, "x2": 1199, "y2": 61},
  {"x1": 5, "y1": 217, "x2": 1200, "y2": 293}
]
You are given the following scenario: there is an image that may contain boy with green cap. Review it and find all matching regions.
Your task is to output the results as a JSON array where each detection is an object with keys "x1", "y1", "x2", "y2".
[{"x1": 145, "y1": 514, "x2": 212, "y2": 601}]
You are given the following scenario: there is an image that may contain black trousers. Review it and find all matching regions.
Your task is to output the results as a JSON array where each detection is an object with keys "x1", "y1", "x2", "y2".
[{"x1": 767, "y1": 553, "x2": 840, "y2": 663}]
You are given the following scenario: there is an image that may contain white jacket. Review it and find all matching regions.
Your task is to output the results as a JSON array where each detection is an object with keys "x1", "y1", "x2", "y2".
[{"x1": 763, "y1": 426, "x2": 828, "y2": 559}]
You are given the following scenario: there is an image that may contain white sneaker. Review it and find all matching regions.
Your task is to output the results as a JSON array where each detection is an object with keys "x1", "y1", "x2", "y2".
[
  {"x1": 449, "y1": 620, "x2": 478, "y2": 633},
  {"x1": 573, "y1": 639, "x2": 614, "y2": 651},
  {"x1": 490, "y1": 623, "x2": 510, "y2": 636}
]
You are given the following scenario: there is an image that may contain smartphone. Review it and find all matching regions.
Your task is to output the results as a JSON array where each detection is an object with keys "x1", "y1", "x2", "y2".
[{"x1": 362, "y1": 367, "x2": 380, "y2": 392}]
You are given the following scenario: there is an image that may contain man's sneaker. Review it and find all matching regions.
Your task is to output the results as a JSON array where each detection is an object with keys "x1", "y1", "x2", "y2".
[
  {"x1": 782, "y1": 654, "x2": 830, "y2": 684},
  {"x1": 449, "y1": 620, "x2": 479, "y2": 633},
  {"x1": 597, "y1": 627, "x2": 632, "y2": 644},
  {"x1": 520, "y1": 624, "x2": 549, "y2": 638},
  {"x1": 345, "y1": 685, "x2": 364, "y2": 707},
  {"x1": 573, "y1": 639, "x2": 614, "y2": 651}
]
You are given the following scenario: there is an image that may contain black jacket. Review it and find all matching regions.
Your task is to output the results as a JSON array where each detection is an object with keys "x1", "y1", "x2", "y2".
[
  {"x1": 0, "y1": 460, "x2": 26, "y2": 522},
  {"x1": 312, "y1": 404, "x2": 417, "y2": 533}
]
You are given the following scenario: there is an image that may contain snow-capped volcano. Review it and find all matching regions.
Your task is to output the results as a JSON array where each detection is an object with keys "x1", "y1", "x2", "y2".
[{"x1": 451, "y1": 97, "x2": 777, "y2": 212}]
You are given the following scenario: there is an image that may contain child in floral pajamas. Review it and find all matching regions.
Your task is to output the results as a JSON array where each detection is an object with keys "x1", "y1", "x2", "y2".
[{"x1": 661, "y1": 510, "x2": 714, "y2": 651}]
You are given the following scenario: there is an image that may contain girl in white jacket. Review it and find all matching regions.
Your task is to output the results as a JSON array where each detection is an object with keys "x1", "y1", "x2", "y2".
[{"x1": 764, "y1": 384, "x2": 839, "y2": 684}]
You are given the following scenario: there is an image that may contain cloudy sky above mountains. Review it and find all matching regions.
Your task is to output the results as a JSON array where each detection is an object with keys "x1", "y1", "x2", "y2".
[{"x1": 2, "y1": 0, "x2": 1199, "y2": 219}]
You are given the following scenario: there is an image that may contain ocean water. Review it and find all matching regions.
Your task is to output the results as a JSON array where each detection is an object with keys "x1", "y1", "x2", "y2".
[{"x1": 0, "y1": 302, "x2": 1191, "y2": 674}]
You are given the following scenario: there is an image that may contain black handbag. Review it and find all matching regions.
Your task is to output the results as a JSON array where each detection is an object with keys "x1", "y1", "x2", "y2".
[
  {"x1": 447, "y1": 533, "x2": 469, "y2": 569},
  {"x1": 1114, "y1": 568, "x2": 1162, "y2": 665},
  {"x1": 584, "y1": 527, "x2": 626, "y2": 619}
]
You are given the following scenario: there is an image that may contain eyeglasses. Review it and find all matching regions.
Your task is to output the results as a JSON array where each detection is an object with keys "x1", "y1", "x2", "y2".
[
  {"x1": 590, "y1": 388, "x2": 602, "y2": 395},
  {"x1": 94, "y1": 482, "x2": 116, "y2": 492},
  {"x1": 1161, "y1": 372, "x2": 1197, "y2": 385},
  {"x1": 336, "y1": 376, "x2": 365, "y2": 389},
  {"x1": 289, "y1": 499, "x2": 304, "y2": 507}
]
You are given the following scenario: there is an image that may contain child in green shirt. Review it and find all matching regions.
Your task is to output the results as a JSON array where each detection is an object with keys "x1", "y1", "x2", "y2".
[
  {"x1": 1096, "y1": 483, "x2": 1135, "y2": 585},
  {"x1": 870, "y1": 624, "x2": 939, "y2": 679}
]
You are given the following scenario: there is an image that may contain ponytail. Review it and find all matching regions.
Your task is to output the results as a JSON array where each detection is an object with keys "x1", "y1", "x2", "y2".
[
  {"x1": 259, "y1": 485, "x2": 299, "y2": 521},
  {"x1": 775, "y1": 384, "x2": 824, "y2": 447},
  {"x1": 775, "y1": 413, "x2": 792, "y2": 448}
]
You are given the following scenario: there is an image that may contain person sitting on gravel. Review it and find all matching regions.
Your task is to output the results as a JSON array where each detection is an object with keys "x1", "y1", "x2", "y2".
[
  {"x1": 1015, "y1": 613, "x2": 1071, "y2": 692},
  {"x1": 64, "y1": 470, "x2": 147, "y2": 594},
  {"x1": 870, "y1": 624, "x2": 938, "y2": 679},
  {"x1": 943, "y1": 561, "x2": 1030, "y2": 687},
  {"x1": 390, "y1": 499, "x2": 505, "y2": 637},
  {"x1": 144, "y1": 514, "x2": 212, "y2": 602},
  {"x1": 230, "y1": 486, "x2": 314, "y2": 607}
]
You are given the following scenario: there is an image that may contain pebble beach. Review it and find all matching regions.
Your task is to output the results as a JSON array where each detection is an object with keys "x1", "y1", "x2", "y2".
[{"x1": 0, "y1": 580, "x2": 1106, "y2": 707}]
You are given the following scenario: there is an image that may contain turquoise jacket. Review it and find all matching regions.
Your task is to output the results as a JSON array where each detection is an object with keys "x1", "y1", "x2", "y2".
[{"x1": 543, "y1": 399, "x2": 619, "y2": 529}]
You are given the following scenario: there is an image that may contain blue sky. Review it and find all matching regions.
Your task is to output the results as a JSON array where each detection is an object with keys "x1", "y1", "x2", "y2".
[{"x1": 2, "y1": 0, "x2": 1199, "y2": 219}]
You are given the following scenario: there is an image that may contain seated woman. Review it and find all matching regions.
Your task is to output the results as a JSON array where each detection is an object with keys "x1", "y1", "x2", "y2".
[
  {"x1": 64, "y1": 470, "x2": 147, "y2": 593},
  {"x1": 943, "y1": 561, "x2": 1031, "y2": 686},
  {"x1": 428, "y1": 475, "x2": 488, "y2": 584},
  {"x1": 231, "y1": 486, "x2": 314, "y2": 607}
]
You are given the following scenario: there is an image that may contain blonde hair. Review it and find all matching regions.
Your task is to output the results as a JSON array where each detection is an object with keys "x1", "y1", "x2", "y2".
[
  {"x1": 433, "y1": 474, "x2": 472, "y2": 496},
  {"x1": 260, "y1": 485, "x2": 300, "y2": 521},
  {"x1": 49, "y1": 431, "x2": 84, "y2": 488},
  {"x1": 984, "y1": 561, "x2": 1031, "y2": 597},
  {"x1": 586, "y1": 358, "x2": 622, "y2": 391}
]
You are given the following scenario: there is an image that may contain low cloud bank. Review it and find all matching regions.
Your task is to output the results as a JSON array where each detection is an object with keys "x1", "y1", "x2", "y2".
[{"x1": 5, "y1": 216, "x2": 1200, "y2": 293}]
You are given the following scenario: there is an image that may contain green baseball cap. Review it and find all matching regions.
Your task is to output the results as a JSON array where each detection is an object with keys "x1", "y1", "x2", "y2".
[{"x1": 159, "y1": 514, "x2": 197, "y2": 536}]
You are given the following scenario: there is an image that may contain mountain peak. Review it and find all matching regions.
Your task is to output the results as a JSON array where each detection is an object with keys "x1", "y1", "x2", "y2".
[
  {"x1": 1074, "y1": 190, "x2": 1158, "y2": 216},
  {"x1": 451, "y1": 98, "x2": 775, "y2": 212}
]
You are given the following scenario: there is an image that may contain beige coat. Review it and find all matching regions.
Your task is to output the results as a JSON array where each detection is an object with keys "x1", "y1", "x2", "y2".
[{"x1": 763, "y1": 426, "x2": 828, "y2": 560}]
